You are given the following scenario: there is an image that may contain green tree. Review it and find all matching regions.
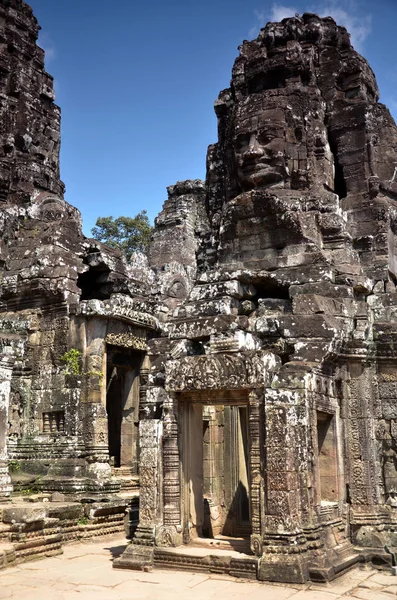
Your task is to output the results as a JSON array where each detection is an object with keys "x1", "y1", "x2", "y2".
[{"x1": 91, "y1": 212, "x2": 152, "y2": 260}]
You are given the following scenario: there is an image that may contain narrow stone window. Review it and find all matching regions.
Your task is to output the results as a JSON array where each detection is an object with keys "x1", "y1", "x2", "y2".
[
  {"x1": 42, "y1": 411, "x2": 65, "y2": 433},
  {"x1": 317, "y1": 411, "x2": 339, "y2": 503}
]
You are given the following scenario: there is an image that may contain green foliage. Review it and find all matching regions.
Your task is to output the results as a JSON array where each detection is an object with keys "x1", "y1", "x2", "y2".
[
  {"x1": 61, "y1": 348, "x2": 82, "y2": 375},
  {"x1": 21, "y1": 475, "x2": 42, "y2": 495},
  {"x1": 9, "y1": 460, "x2": 21, "y2": 473},
  {"x1": 85, "y1": 369, "x2": 104, "y2": 382},
  {"x1": 78, "y1": 516, "x2": 90, "y2": 526},
  {"x1": 91, "y1": 212, "x2": 152, "y2": 260},
  {"x1": 61, "y1": 349, "x2": 104, "y2": 384}
]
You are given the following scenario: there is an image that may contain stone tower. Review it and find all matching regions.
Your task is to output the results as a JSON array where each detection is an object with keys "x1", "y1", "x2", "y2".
[
  {"x1": 0, "y1": 0, "x2": 155, "y2": 521},
  {"x1": 0, "y1": 0, "x2": 63, "y2": 205},
  {"x1": 116, "y1": 14, "x2": 397, "y2": 583}
]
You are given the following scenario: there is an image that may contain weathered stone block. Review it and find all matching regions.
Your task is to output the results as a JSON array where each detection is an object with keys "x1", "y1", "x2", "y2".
[{"x1": 189, "y1": 281, "x2": 255, "y2": 301}]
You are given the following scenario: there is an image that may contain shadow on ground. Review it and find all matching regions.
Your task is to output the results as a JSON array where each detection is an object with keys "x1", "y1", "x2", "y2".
[{"x1": 105, "y1": 543, "x2": 127, "y2": 559}]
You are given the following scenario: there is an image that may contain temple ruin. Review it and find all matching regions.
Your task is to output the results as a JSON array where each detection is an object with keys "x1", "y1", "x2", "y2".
[{"x1": 1, "y1": 0, "x2": 397, "y2": 584}]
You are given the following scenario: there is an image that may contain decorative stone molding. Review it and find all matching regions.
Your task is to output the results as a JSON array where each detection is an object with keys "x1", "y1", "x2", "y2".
[
  {"x1": 105, "y1": 332, "x2": 147, "y2": 350},
  {"x1": 77, "y1": 296, "x2": 160, "y2": 331},
  {"x1": 165, "y1": 351, "x2": 280, "y2": 391}
]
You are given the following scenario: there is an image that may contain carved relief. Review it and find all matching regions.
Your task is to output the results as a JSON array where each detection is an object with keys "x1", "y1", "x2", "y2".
[
  {"x1": 140, "y1": 467, "x2": 156, "y2": 487},
  {"x1": 78, "y1": 297, "x2": 160, "y2": 331},
  {"x1": 140, "y1": 507, "x2": 154, "y2": 525},
  {"x1": 166, "y1": 352, "x2": 279, "y2": 391},
  {"x1": 250, "y1": 534, "x2": 263, "y2": 557},
  {"x1": 106, "y1": 322, "x2": 147, "y2": 350},
  {"x1": 79, "y1": 404, "x2": 108, "y2": 447},
  {"x1": 248, "y1": 391, "x2": 263, "y2": 536},
  {"x1": 8, "y1": 391, "x2": 24, "y2": 439},
  {"x1": 383, "y1": 439, "x2": 397, "y2": 505},
  {"x1": 105, "y1": 333, "x2": 147, "y2": 350},
  {"x1": 166, "y1": 277, "x2": 187, "y2": 299},
  {"x1": 155, "y1": 526, "x2": 182, "y2": 548}
]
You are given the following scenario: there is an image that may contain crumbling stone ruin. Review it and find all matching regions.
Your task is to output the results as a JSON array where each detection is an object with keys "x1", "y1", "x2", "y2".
[{"x1": 1, "y1": 0, "x2": 397, "y2": 584}]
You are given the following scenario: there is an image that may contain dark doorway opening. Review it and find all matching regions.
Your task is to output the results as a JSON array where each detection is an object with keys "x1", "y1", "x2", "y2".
[{"x1": 106, "y1": 346, "x2": 143, "y2": 470}]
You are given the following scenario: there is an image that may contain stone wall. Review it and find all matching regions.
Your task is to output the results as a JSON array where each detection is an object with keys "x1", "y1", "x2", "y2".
[{"x1": 3, "y1": 2, "x2": 397, "y2": 584}]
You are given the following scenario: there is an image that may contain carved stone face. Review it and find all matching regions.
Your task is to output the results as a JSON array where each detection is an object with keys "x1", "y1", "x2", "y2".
[{"x1": 233, "y1": 105, "x2": 288, "y2": 190}]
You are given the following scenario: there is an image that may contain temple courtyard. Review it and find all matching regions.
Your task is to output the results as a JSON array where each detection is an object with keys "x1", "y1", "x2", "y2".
[{"x1": 0, "y1": 535, "x2": 395, "y2": 600}]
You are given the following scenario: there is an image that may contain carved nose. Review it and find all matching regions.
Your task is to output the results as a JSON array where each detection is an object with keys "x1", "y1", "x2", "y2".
[{"x1": 244, "y1": 134, "x2": 264, "y2": 158}]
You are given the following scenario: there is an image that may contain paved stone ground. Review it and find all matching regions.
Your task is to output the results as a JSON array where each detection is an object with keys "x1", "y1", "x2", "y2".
[{"x1": 1, "y1": 536, "x2": 397, "y2": 599}]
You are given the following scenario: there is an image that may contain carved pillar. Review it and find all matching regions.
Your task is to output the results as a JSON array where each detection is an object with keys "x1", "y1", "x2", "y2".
[
  {"x1": 155, "y1": 392, "x2": 182, "y2": 547},
  {"x1": 248, "y1": 389, "x2": 264, "y2": 556},
  {"x1": 134, "y1": 357, "x2": 159, "y2": 541},
  {"x1": 346, "y1": 362, "x2": 380, "y2": 509},
  {"x1": 79, "y1": 317, "x2": 111, "y2": 483},
  {"x1": 162, "y1": 393, "x2": 181, "y2": 526},
  {"x1": 345, "y1": 360, "x2": 394, "y2": 549},
  {"x1": 114, "y1": 356, "x2": 162, "y2": 569},
  {"x1": 0, "y1": 356, "x2": 14, "y2": 499},
  {"x1": 258, "y1": 385, "x2": 310, "y2": 583}
]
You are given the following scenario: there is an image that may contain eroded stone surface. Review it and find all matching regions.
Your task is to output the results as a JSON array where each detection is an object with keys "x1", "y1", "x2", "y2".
[
  {"x1": 2, "y1": 1, "x2": 397, "y2": 585},
  {"x1": 119, "y1": 12, "x2": 397, "y2": 583}
]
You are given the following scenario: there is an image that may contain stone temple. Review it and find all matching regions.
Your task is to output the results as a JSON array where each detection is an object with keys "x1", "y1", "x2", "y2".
[{"x1": 1, "y1": 0, "x2": 397, "y2": 585}]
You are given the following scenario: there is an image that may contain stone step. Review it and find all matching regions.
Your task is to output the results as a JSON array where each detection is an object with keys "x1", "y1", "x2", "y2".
[
  {"x1": 111, "y1": 467, "x2": 136, "y2": 477},
  {"x1": 309, "y1": 546, "x2": 360, "y2": 582},
  {"x1": 190, "y1": 535, "x2": 251, "y2": 554},
  {"x1": 153, "y1": 545, "x2": 258, "y2": 579}
]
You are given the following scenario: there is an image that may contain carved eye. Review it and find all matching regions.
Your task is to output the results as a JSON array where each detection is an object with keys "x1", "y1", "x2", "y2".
[
  {"x1": 257, "y1": 131, "x2": 273, "y2": 144},
  {"x1": 235, "y1": 134, "x2": 250, "y2": 151}
]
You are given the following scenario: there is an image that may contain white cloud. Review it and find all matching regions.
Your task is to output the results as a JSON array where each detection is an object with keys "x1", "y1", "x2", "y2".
[
  {"x1": 249, "y1": 5, "x2": 297, "y2": 37},
  {"x1": 270, "y1": 4, "x2": 299, "y2": 21},
  {"x1": 249, "y1": 10, "x2": 266, "y2": 37},
  {"x1": 249, "y1": 1, "x2": 371, "y2": 52},
  {"x1": 311, "y1": 1, "x2": 371, "y2": 51}
]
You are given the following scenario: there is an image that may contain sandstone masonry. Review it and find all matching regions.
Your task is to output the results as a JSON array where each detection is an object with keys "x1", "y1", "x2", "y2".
[{"x1": 0, "y1": 2, "x2": 397, "y2": 583}]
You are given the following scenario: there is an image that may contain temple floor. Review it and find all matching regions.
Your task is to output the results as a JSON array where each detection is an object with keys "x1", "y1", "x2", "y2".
[{"x1": 1, "y1": 534, "x2": 396, "y2": 600}]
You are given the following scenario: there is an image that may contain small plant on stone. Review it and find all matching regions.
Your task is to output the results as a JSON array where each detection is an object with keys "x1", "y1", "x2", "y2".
[
  {"x1": 61, "y1": 348, "x2": 82, "y2": 375},
  {"x1": 9, "y1": 460, "x2": 21, "y2": 473},
  {"x1": 21, "y1": 475, "x2": 42, "y2": 495},
  {"x1": 60, "y1": 349, "x2": 104, "y2": 385},
  {"x1": 85, "y1": 369, "x2": 105, "y2": 383},
  {"x1": 78, "y1": 516, "x2": 90, "y2": 526}
]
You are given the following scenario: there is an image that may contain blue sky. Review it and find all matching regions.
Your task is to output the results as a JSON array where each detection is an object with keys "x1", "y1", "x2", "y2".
[{"x1": 30, "y1": 0, "x2": 397, "y2": 236}]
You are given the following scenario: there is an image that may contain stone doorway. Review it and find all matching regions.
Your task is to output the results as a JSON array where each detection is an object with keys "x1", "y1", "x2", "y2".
[
  {"x1": 180, "y1": 395, "x2": 251, "y2": 546},
  {"x1": 106, "y1": 346, "x2": 142, "y2": 470}
]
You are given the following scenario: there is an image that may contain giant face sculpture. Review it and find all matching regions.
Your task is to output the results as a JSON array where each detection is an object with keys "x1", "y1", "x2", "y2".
[{"x1": 233, "y1": 105, "x2": 288, "y2": 190}]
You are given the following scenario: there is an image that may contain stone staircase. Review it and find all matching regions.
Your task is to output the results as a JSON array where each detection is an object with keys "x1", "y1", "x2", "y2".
[{"x1": 111, "y1": 467, "x2": 139, "y2": 493}]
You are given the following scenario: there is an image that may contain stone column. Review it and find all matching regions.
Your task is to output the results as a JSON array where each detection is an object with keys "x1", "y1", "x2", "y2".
[
  {"x1": 258, "y1": 383, "x2": 310, "y2": 583},
  {"x1": 248, "y1": 390, "x2": 264, "y2": 556},
  {"x1": 80, "y1": 317, "x2": 111, "y2": 484},
  {"x1": 346, "y1": 360, "x2": 390, "y2": 548},
  {"x1": 346, "y1": 362, "x2": 381, "y2": 508},
  {"x1": 0, "y1": 355, "x2": 14, "y2": 499},
  {"x1": 156, "y1": 392, "x2": 182, "y2": 546}
]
